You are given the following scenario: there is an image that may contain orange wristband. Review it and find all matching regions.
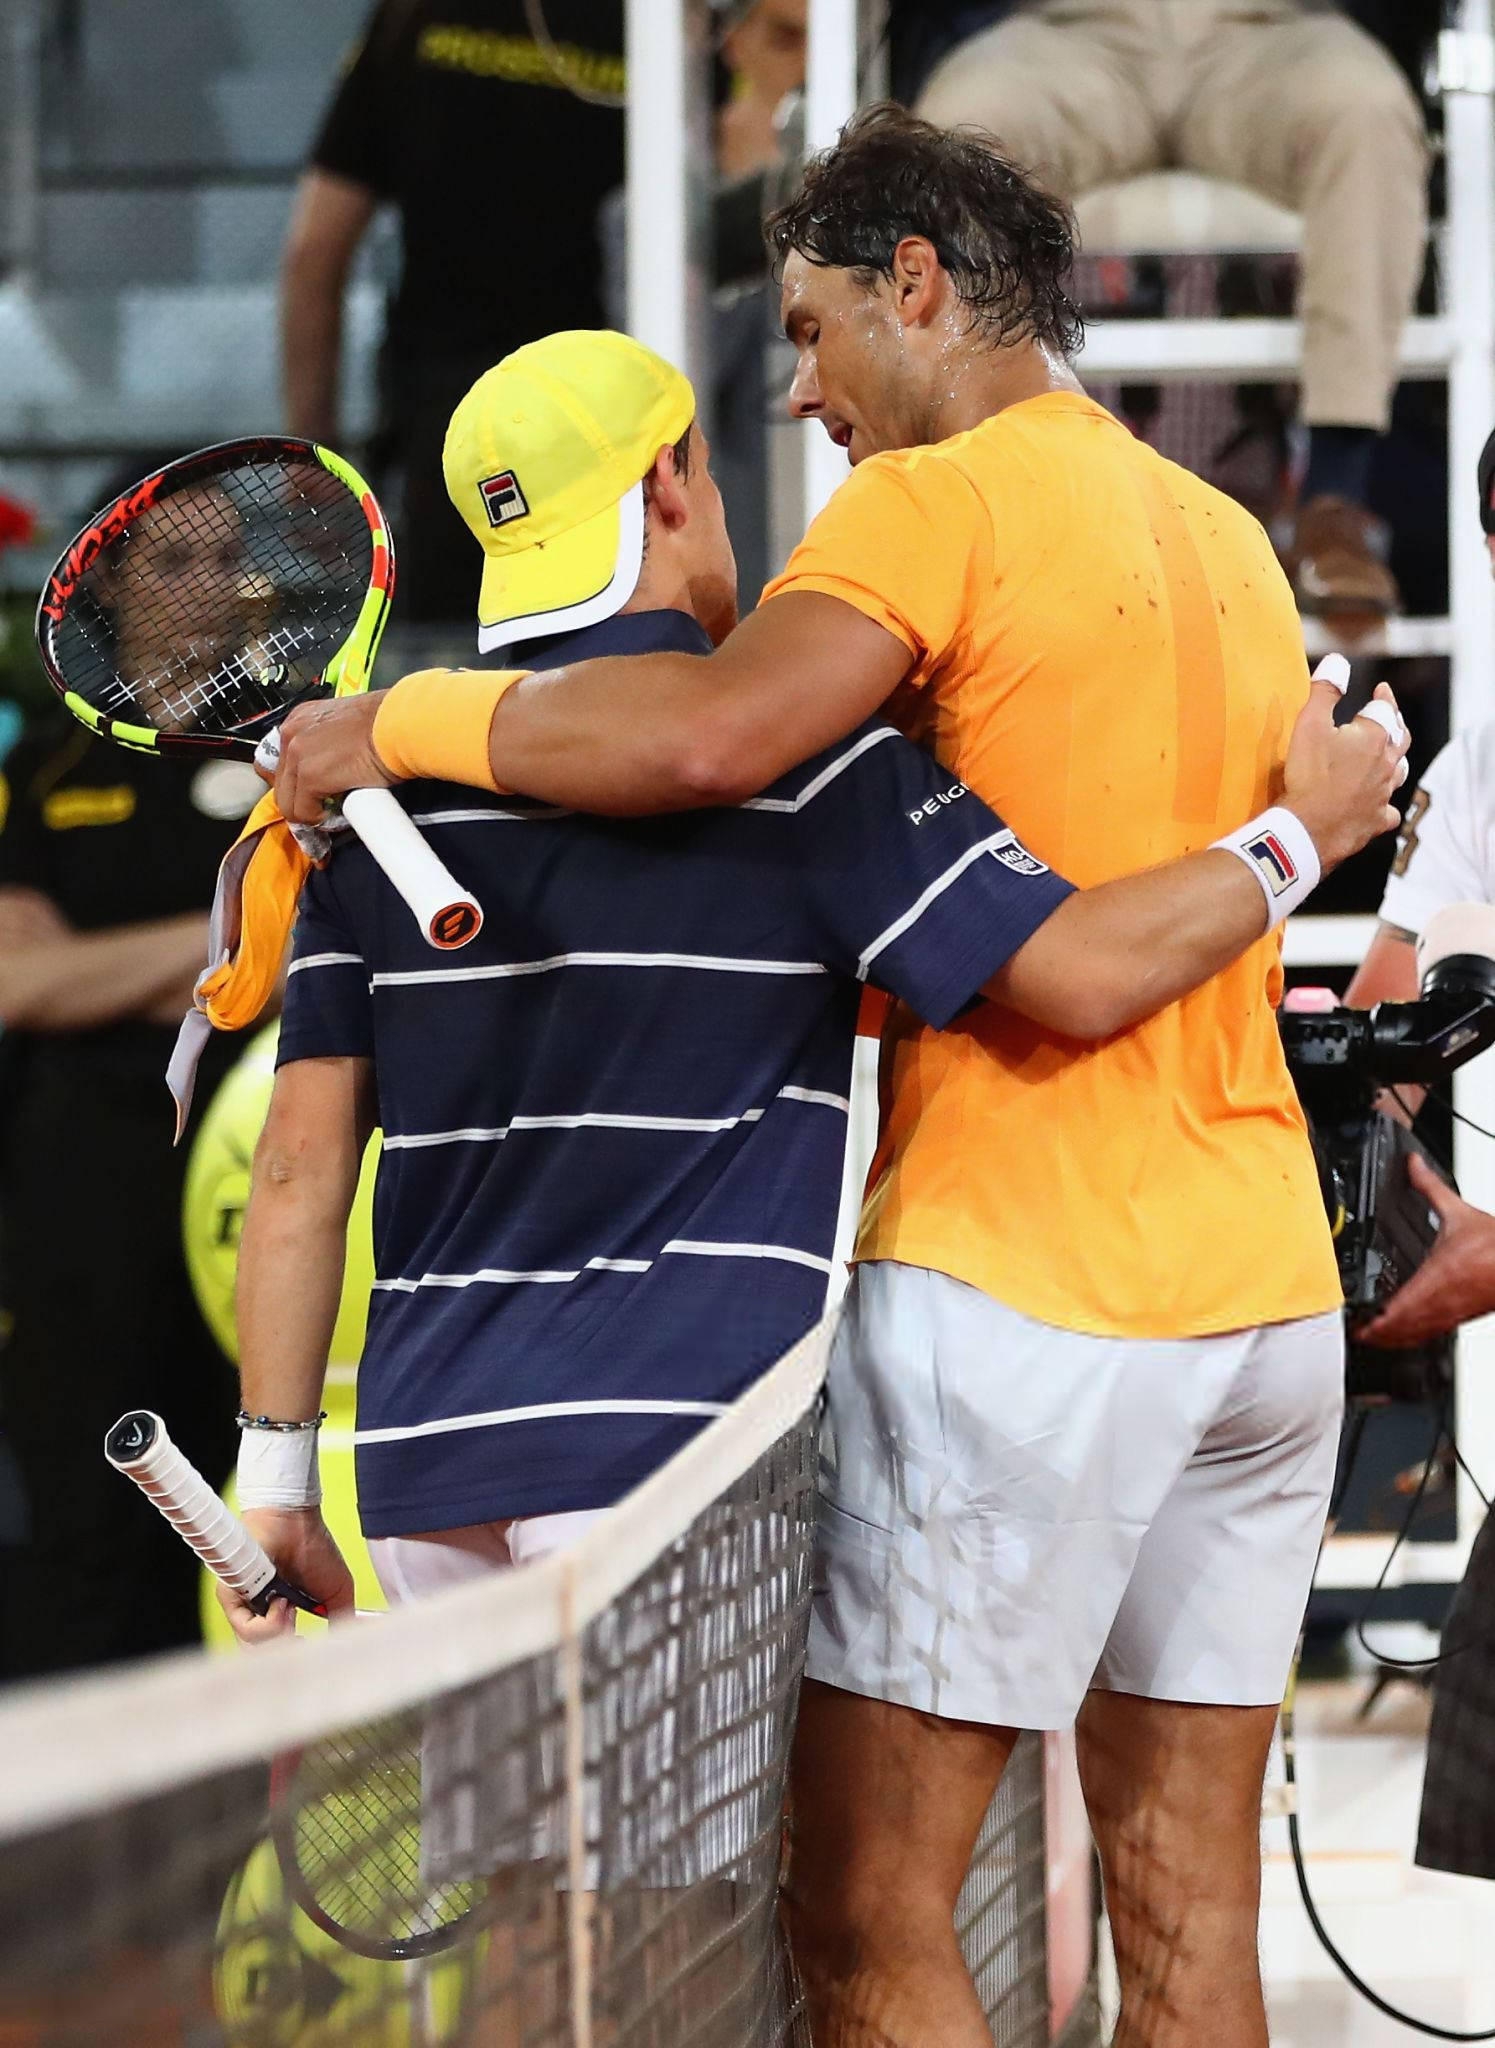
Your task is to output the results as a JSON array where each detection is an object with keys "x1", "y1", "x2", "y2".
[{"x1": 371, "y1": 668, "x2": 528, "y2": 793}]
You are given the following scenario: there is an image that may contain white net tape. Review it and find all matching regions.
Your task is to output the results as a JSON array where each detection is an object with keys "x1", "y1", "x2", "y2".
[{"x1": 0, "y1": 1315, "x2": 1096, "y2": 2046}]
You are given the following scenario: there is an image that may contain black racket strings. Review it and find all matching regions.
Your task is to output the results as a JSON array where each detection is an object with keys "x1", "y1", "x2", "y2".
[
  {"x1": 277, "y1": 1714, "x2": 478, "y2": 1948},
  {"x1": 56, "y1": 454, "x2": 372, "y2": 742}
]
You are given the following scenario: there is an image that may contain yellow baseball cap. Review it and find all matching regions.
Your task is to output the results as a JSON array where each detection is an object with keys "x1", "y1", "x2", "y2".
[{"x1": 443, "y1": 330, "x2": 696, "y2": 652}]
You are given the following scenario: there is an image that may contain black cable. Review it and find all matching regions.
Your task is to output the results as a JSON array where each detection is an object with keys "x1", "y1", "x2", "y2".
[
  {"x1": 1453, "y1": 1439, "x2": 1494, "y2": 1514},
  {"x1": 1386, "y1": 1082, "x2": 1454, "y2": 1169},
  {"x1": 1352, "y1": 1401, "x2": 1448, "y2": 1671},
  {"x1": 1287, "y1": 1413, "x2": 1495, "y2": 2038},
  {"x1": 1284, "y1": 1663, "x2": 1495, "y2": 2041},
  {"x1": 1429, "y1": 1084, "x2": 1495, "y2": 1148},
  {"x1": 1283, "y1": 1008, "x2": 1495, "y2": 2026}
]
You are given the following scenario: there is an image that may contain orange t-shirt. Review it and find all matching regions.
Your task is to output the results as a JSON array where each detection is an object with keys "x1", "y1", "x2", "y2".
[{"x1": 762, "y1": 390, "x2": 1339, "y2": 1339}]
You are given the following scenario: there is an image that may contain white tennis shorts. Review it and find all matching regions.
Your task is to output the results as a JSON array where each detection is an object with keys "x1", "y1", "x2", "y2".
[
  {"x1": 367, "y1": 1510, "x2": 602, "y2": 1604},
  {"x1": 369, "y1": 1514, "x2": 601, "y2": 1886},
  {"x1": 808, "y1": 1260, "x2": 1344, "y2": 1728},
  {"x1": 369, "y1": 1511, "x2": 759, "y2": 1890}
]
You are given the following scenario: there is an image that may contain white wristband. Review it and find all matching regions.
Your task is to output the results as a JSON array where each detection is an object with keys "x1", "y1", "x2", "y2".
[
  {"x1": 1210, "y1": 806, "x2": 1321, "y2": 930},
  {"x1": 237, "y1": 1425, "x2": 322, "y2": 1510}
]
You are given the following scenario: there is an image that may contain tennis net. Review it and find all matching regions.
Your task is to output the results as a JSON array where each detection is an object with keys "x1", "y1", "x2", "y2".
[{"x1": 0, "y1": 1318, "x2": 1094, "y2": 2046}]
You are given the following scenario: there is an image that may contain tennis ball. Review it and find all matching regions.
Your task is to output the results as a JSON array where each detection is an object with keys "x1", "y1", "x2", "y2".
[
  {"x1": 214, "y1": 1838, "x2": 476, "y2": 2046},
  {"x1": 182, "y1": 1021, "x2": 378, "y2": 1369}
]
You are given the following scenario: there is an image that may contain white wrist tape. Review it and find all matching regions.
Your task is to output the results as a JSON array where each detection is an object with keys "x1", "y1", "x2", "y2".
[
  {"x1": 1211, "y1": 806, "x2": 1321, "y2": 929},
  {"x1": 237, "y1": 1424, "x2": 322, "y2": 1510}
]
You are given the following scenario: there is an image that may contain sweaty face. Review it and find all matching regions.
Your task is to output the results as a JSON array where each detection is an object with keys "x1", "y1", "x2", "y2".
[
  {"x1": 679, "y1": 426, "x2": 740, "y2": 645},
  {"x1": 780, "y1": 251, "x2": 922, "y2": 465}
]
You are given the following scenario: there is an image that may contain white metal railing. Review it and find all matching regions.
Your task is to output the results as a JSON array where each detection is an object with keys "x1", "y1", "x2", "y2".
[
  {"x1": 1079, "y1": 313, "x2": 1458, "y2": 382},
  {"x1": 801, "y1": 0, "x2": 859, "y2": 523},
  {"x1": 624, "y1": 0, "x2": 711, "y2": 402}
]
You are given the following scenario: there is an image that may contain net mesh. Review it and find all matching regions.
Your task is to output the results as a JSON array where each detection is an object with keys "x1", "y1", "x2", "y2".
[
  {"x1": 958, "y1": 1739, "x2": 1051, "y2": 2048},
  {"x1": 0, "y1": 1335, "x2": 1091, "y2": 2047},
  {"x1": 42, "y1": 448, "x2": 373, "y2": 742}
]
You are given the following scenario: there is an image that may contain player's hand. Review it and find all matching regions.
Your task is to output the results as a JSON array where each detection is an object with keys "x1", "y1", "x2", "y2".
[
  {"x1": 216, "y1": 1507, "x2": 357, "y2": 1646},
  {"x1": 1359, "y1": 1152, "x2": 1495, "y2": 1348},
  {"x1": 263, "y1": 694, "x2": 395, "y2": 822},
  {"x1": 1282, "y1": 656, "x2": 1409, "y2": 872}
]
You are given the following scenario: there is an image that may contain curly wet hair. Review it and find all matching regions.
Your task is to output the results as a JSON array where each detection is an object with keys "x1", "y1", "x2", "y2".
[{"x1": 765, "y1": 103, "x2": 1084, "y2": 358}]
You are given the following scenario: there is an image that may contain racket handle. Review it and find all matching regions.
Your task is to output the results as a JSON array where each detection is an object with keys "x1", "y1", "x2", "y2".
[
  {"x1": 341, "y1": 786, "x2": 483, "y2": 950},
  {"x1": 103, "y1": 1410, "x2": 324, "y2": 1618}
]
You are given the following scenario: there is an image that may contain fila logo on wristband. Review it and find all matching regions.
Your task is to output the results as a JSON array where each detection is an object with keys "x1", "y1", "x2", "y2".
[
  {"x1": 1211, "y1": 806, "x2": 1320, "y2": 929},
  {"x1": 478, "y1": 470, "x2": 530, "y2": 528},
  {"x1": 1242, "y1": 828, "x2": 1299, "y2": 897}
]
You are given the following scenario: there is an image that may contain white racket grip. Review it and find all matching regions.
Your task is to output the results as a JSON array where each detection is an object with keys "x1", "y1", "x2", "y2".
[
  {"x1": 104, "y1": 1410, "x2": 275, "y2": 1605},
  {"x1": 340, "y1": 786, "x2": 483, "y2": 950}
]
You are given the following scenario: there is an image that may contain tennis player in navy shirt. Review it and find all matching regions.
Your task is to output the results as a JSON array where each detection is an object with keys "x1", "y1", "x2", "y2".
[{"x1": 218, "y1": 332, "x2": 1398, "y2": 1635}]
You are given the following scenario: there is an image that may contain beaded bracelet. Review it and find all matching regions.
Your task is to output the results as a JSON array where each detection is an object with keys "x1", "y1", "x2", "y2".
[{"x1": 236, "y1": 1409, "x2": 327, "y2": 1432}]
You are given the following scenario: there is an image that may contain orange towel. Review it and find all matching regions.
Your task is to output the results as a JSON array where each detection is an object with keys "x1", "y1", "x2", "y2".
[{"x1": 166, "y1": 790, "x2": 325, "y2": 1139}]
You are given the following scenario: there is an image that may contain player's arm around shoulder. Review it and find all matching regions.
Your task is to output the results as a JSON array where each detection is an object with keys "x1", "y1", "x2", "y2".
[
  {"x1": 268, "y1": 449, "x2": 972, "y2": 819},
  {"x1": 271, "y1": 593, "x2": 915, "y2": 818},
  {"x1": 222, "y1": 1054, "x2": 375, "y2": 1644},
  {"x1": 988, "y1": 667, "x2": 1408, "y2": 1037}
]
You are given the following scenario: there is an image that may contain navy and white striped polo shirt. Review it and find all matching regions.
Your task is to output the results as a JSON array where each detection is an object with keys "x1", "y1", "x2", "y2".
[{"x1": 278, "y1": 608, "x2": 1074, "y2": 1535}]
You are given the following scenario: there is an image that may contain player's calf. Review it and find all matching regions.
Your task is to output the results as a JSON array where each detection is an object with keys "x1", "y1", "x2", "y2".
[{"x1": 1078, "y1": 1693, "x2": 1276, "y2": 2048}]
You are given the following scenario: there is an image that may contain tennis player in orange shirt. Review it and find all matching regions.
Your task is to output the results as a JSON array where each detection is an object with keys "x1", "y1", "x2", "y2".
[{"x1": 266, "y1": 108, "x2": 1409, "y2": 2048}]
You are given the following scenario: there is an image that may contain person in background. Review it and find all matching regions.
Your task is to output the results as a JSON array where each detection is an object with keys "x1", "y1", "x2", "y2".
[
  {"x1": 906, "y1": 0, "x2": 1428, "y2": 624},
  {"x1": 281, "y1": 0, "x2": 624, "y2": 632},
  {"x1": 1350, "y1": 423, "x2": 1495, "y2": 1343},
  {"x1": 0, "y1": 465, "x2": 260, "y2": 1681},
  {"x1": 716, "y1": 0, "x2": 807, "y2": 181},
  {"x1": 1328, "y1": 423, "x2": 1495, "y2": 1888}
]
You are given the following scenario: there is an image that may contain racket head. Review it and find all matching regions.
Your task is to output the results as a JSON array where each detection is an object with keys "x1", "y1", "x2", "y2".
[
  {"x1": 34, "y1": 437, "x2": 395, "y2": 759},
  {"x1": 269, "y1": 1720, "x2": 480, "y2": 1963}
]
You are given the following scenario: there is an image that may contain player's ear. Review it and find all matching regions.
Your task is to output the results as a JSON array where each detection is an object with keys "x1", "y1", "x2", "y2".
[
  {"x1": 645, "y1": 444, "x2": 690, "y2": 531},
  {"x1": 889, "y1": 235, "x2": 942, "y2": 328}
]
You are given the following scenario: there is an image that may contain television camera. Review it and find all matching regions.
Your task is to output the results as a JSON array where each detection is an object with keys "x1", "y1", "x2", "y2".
[{"x1": 1279, "y1": 904, "x2": 1495, "y2": 1401}]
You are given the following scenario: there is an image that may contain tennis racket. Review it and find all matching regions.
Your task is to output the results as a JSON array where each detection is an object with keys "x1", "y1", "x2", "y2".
[
  {"x1": 104, "y1": 1408, "x2": 479, "y2": 1961},
  {"x1": 104, "y1": 1408, "x2": 326, "y2": 1619},
  {"x1": 36, "y1": 437, "x2": 482, "y2": 951}
]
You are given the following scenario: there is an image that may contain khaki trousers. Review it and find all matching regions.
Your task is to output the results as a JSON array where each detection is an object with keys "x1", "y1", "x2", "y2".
[{"x1": 916, "y1": 0, "x2": 1429, "y2": 430}]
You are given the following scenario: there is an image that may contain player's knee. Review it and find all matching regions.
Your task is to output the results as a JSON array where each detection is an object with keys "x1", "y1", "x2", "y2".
[
  {"x1": 913, "y1": 31, "x2": 1040, "y2": 139},
  {"x1": 1299, "y1": 56, "x2": 1426, "y2": 165},
  {"x1": 786, "y1": 1856, "x2": 953, "y2": 1967},
  {"x1": 786, "y1": 1882, "x2": 950, "y2": 2030}
]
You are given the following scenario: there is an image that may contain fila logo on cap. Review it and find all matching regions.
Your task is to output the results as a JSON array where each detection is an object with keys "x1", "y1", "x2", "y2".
[
  {"x1": 478, "y1": 471, "x2": 530, "y2": 529},
  {"x1": 1242, "y1": 828, "x2": 1299, "y2": 896}
]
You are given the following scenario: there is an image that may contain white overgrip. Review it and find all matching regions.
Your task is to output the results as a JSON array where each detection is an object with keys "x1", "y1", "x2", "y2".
[
  {"x1": 105, "y1": 1412, "x2": 276, "y2": 1602},
  {"x1": 340, "y1": 786, "x2": 484, "y2": 951}
]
